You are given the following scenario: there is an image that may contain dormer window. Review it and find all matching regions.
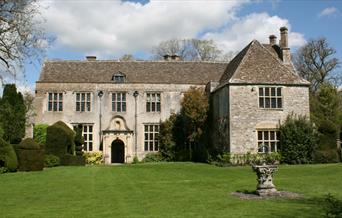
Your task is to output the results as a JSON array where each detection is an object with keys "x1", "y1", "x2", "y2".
[{"x1": 112, "y1": 72, "x2": 126, "y2": 83}]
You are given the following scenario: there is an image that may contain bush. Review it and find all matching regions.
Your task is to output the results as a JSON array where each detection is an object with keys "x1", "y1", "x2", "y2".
[
  {"x1": 132, "y1": 156, "x2": 139, "y2": 164},
  {"x1": 83, "y1": 152, "x2": 103, "y2": 165},
  {"x1": 33, "y1": 124, "x2": 49, "y2": 146},
  {"x1": 279, "y1": 114, "x2": 318, "y2": 164},
  {"x1": 60, "y1": 154, "x2": 85, "y2": 166},
  {"x1": 45, "y1": 121, "x2": 75, "y2": 158},
  {"x1": 324, "y1": 194, "x2": 342, "y2": 218},
  {"x1": 44, "y1": 154, "x2": 60, "y2": 167},
  {"x1": 142, "y1": 152, "x2": 165, "y2": 163},
  {"x1": 15, "y1": 138, "x2": 44, "y2": 171},
  {"x1": 313, "y1": 149, "x2": 340, "y2": 163},
  {"x1": 0, "y1": 138, "x2": 18, "y2": 172},
  {"x1": 74, "y1": 124, "x2": 84, "y2": 156},
  {"x1": 212, "y1": 152, "x2": 281, "y2": 166}
]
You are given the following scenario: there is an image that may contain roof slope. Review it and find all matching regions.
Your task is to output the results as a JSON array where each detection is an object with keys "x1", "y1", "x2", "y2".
[
  {"x1": 38, "y1": 61, "x2": 228, "y2": 85},
  {"x1": 219, "y1": 40, "x2": 309, "y2": 85}
]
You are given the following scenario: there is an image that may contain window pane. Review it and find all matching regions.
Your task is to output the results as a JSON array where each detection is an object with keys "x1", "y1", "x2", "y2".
[
  {"x1": 264, "y1": 131, "x2": 269, "y2": 140},
  {"x1": 145, "y1": 133, "x2": 148, "y2": 140},
  {"x1": 265, "y1": 87, "x2": 270, "y2": 96},
  {"x1": 271, "y1": 88, "x2": 276, "y2": 96},
  {"x1": 277, "y1": 87, "x2": 282, "y2": 96},
  {"x1": 54, "y1": 93, "x2": 57, "y2": 100},
  {"x1": 146, "y1": 102, "x2": 151, "y2": 112},
  {"x1": 48, "y1": 102, "x2": 52, "y2": 111},
  {"x1": 152, "y1": 102, "x2": 155, "y2": 111},
  {"x1": 144, "y1": 142, "x2": 148, "y2": 151},
  {"x1": 83, "y1": 126, "x2": 87, "y2": 132},
  {"x1": 117, "y1": 102, "x2": 121, "y2": 112},
  {"x1": 89, "y1": 126, "x2": 93, "y2": 132},
  {"x1": 76, "y1": 102, "x2": 80, "y2": 111},
  {"x1": 145, "y1": 125, "x2": 148, "y2": 132},
  {"x1": 258, "y1": 131, "x2": 262, "y2": 140},
  {"x1": 122, "y1": 102, "x2": 126, "y2": 112},
  {"x1": 122, "y1": 93, "x2": 126, "y2": 101},
  {"x1": 259, "y1": 98, "x2": 264, "y2": 108},
  {"x1": 270, "y1": 131, "x2": 275, "y2": 140},
  {"x1": 59, "y1": 102, "x2": 63, "y2": 111},
  {"x1": 89, "y1": 142, "x2": 93, "y2": 151},
  {"x1": 112, "y1": 93, "x2": 116, "y2": 101},
  {"x1": 48, "y1": 93, "x2": 52, "y2": 100},
  {"x1": 53, "y1": 102, "x2": 57, "y2": 111},
  {"x1": 59, "y1": 93, "x2": 63, "y2": 100},
  {"x1": 271, "y1": 98, "x2": 277, "y2": 108},
  {"x1": 76, "y1": 93, "x2": 80, "y2": 101},
  {"x1": 81, "y1": 102, "x2": 85, "y2": 111},
  {"x1": 155, "y1": 125, "x2": 159, "y2": 131},
  {"x1": 277, "y1": 98, "x2": 282, "y2": 108},
  {"x1": 155, "y1": 141, "x2": 159, "y2": 151},
  {"x1": 265, "y1": 98, "x2": 270, "y2": 108},
  {"x1": 259, "y1": 88, "x2": 264, "y2": 96},
  {"x1": 87, "y1": 93, "x2": 90, "y2": 101},
  {"x1": 149, "y1": 142, "x2": 153, "y2": 151},
  {"x1": 157, "y1": 102, "x2": 161, "y2": 112},
  {"x1": 87, "y1": 102, "x2": 91, "y2": 111}
]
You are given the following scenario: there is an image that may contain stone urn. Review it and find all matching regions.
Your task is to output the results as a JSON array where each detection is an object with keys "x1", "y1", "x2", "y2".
[{"x1": 252, "y1": 163, "x2": 278, "y2": 196}]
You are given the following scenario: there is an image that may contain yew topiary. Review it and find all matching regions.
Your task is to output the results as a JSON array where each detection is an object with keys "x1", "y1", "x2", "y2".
[
  {"x1": 0, "y1": 138, "x2": 18, "y2": 172},
  {"x1": 15, "y1": 138, "x2": 44, "y2": 171}
]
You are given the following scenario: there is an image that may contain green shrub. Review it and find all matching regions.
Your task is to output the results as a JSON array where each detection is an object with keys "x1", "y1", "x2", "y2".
[
  {"x1": 279, "y1": 114, "x2": 318, "y2": 164},
  {"x1": 212, "y1": 152, "x2": 281, "y2": 166},
  {"x1": 313, "y1": 149, "x2": 340, "y2": 163},
  {"x1": 83, "y1": 152, "x2": 103, "y2": 165},
  {"x1": 0, "y1": 138, "x2": 18, "y2": 172},
  {"x1": 15, "y1": 138, "x2": 44, "y2": 171},
  {"x1": 44, "y1": 154, "x2": 60, "y2": 167},
  {"x1": 33, "y1": 124, "x2": 49, "y2": 146},
  {"x1": 132, "y1": 156, "x2": 139, "y2": 164},
  {"x1": 142, "y1": 152, "x2": 165, "y2": 163},
  {"x1": 324, "y1": 194, "x2": 342, "y2": 218},
  {"x1": 45, "y1": 121, "x2": 75, "y2": 158},
  {"x1": 74, "y1": 124, "x2": 84, "y2": 156},
  {"x1": 60, "y1": 154, "x2": 85, "y2": 166}
]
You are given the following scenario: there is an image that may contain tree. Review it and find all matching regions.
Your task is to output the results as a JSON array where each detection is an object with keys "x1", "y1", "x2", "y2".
[
  {"x1": 180, "y1": 87, "x2": 209, "y2": 161},
  {"x1": 0, "y1": 1, "x2": 47, "y2": 81},
  {"x1": 0, "y1": 84, "x2": 25, "y2": 143},
  {"x1": 120, "y1": 54, "x2": 135, "y2": 61},
  {"x1": 152, "y1": 38, "x2": 227, "y2": 61},
  {"x1": 279, "y1": 114, "x2": 318, "y2": 164},
  {"x1": 294, "y1": 38, "x2": 340, "y2": 92}
]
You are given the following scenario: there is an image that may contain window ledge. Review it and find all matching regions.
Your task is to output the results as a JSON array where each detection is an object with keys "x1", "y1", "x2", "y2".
[{"x1": 259, "y1": 108, "x2": 283, "y2": 111}]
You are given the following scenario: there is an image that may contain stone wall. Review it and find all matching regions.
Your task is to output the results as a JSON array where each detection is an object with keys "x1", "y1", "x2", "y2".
[
  {"x1": 229, "y1": 85, "x2": 310, "y2": 154},
  {"x1": 34, "y1": 82, "x2": 202, "y2": 162}
]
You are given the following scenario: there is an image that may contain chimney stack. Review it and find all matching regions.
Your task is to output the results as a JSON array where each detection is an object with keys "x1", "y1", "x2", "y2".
[
  {"x1": 279, "y1": 26, "x2": 288, "y2": 48},
  {"x1": 86, "y1": 56, "x2": 97, "y2": 61},
  {"x1": 269, "y1": 35, "x2": 277, "y2": 46},
  {"x1": 163, "y1": 54, "x2": 181, "y2": 61},
  {"x1": 279, "y1": 27, "x2": 291, "y2": 64}
]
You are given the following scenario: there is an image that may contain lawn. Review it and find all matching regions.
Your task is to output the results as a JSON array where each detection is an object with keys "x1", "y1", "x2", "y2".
[{"x1": 0, "y1": 163, "x2": 341, "y2": 218}]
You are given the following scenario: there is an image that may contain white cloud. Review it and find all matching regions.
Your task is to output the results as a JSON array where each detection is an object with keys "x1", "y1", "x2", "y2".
[
  {"x1": 38, "y1": 0, "x2": 306, "y2": 58},
  {"x1": 203, "y1": 13, "x2": 306, "y2": 53},
  {"x1": 319, "y1": 7, "x2": 339, "y2": 17}
]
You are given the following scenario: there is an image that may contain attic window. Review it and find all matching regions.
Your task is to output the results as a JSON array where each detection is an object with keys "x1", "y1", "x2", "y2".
[{"x1": 112, "y1": 72, "x2": 126, "y2": 83}]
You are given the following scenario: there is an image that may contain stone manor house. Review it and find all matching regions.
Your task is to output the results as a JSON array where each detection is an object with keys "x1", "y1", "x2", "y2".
[{"x1": 34, "y1": 27, "x2": 310, "y2": 164}]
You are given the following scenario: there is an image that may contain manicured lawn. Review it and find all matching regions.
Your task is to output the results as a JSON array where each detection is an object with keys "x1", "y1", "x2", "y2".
[{"x1": 0, "y1": 163, "x2": 341, "y2": 218}]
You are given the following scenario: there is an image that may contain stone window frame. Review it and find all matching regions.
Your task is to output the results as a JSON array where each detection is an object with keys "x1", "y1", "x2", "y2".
[
  {"x1": 75, "y1": 92, "x2": 92, "y2": 112},
  {"x1": 257, "y1": 130, "x2": 279, "y2": 153},
  {"x1": 258, "y1": 87, "x2": 282, "y2": 109},
  {"x1": 112, "y1": 92, "x2": 127, "y2": 112},
  {"x1": 146, "y1": 92, "x2": 161, "y2": 112},
  {"x1": 47, "y1": 92, "x2": 63, "y2": 112},
  {"x1": 144, "y1": 124, "x2": 160, "y2": 152},
  {"x1": 83, "y1": 124, "x2": 94, "y2": 151}
]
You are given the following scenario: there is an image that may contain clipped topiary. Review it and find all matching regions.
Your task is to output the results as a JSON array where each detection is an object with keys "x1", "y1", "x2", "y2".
[
  {"x1": 0, "y1": 138, "x2": 18, "y2": 172},
  {"x1": 15, "y1": 138, "x2": 44, "y2": 171},
  {"x1": 60, "y1": 154, "x2": 85, "y2": 166},
  {"x1": 74, "y1": 124, "x2": 84, "y2": 156},
  {"x1": 46, "y1": 121, "x2": 75, "y2": 158},
  {"x1": 44, "y1": 154, "x2": 60, "y2": 167}
]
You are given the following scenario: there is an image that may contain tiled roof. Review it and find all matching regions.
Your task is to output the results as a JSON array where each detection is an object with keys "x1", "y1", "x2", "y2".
[
  {"x1": 219, "y1": 40, "x2": 310, "y2": 85},
  {"x1": 38, "y1": 60, "x2": 228, "y2": 85}
]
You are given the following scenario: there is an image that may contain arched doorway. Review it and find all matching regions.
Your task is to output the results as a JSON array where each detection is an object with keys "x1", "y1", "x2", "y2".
[{"x1": 111, "y1": 139, "x2": 125, "y2": 163}]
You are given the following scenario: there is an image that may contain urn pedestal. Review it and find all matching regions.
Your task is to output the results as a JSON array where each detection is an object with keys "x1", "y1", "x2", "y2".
[{"x1": 252, "y1": 163, "x2": 278, "y2": 196}]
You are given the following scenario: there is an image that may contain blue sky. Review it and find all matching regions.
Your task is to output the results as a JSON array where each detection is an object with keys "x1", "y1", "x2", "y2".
[{"x1": 7, "y1": 0, "x2": 342, "y2": 93}]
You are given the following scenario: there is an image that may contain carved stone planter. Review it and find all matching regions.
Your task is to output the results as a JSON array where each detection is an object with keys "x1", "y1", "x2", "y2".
[{"x1": 252, "y1": 163, "x2": 278, "y2": 196}]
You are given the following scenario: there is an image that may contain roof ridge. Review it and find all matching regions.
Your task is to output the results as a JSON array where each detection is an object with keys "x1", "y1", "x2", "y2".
[{"x1": 44, "y1": 59, "x2": 228, "y2": 64}]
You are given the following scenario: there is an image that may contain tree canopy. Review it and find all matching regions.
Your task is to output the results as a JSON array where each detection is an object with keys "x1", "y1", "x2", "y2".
[
  {"x1": 294, "y1": 37, "x2": 340, "y2": 92},
  {"x1": 152, "y1": 38, "x2": 233, "y2": 62},
  {"x1": 0, "y1": 0, "x2": 47, "y2": 82}
]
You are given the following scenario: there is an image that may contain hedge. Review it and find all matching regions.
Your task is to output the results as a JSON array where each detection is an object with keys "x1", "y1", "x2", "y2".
[
  {"x1": 45, "y1": 121, "x2": 75, "y2": 158},
  {"x1": 15, "y1": 138, "x2": 44, "y2": 171},
  {"x1": 0, "y1": 138, "x2": 18, "y2": 172},
  {"x1": 60, "y1": 154, "x2": 85, "y2": 166}
]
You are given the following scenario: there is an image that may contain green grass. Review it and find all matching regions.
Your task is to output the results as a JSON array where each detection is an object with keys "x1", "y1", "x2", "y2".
[{"x1": 0, "y1": 163, "x2": 341, "y2": 218}]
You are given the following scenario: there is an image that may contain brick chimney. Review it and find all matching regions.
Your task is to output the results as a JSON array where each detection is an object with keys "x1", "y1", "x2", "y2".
[
  {"x1": 86, "y1": 56, "x2": 97, "y2": 61},
  {"x1": 279, "y1": 27, "x2": 291, "y2": 64},
  {"x1": 269, "y1": 35, "x2": 277, "y2": 46}
]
